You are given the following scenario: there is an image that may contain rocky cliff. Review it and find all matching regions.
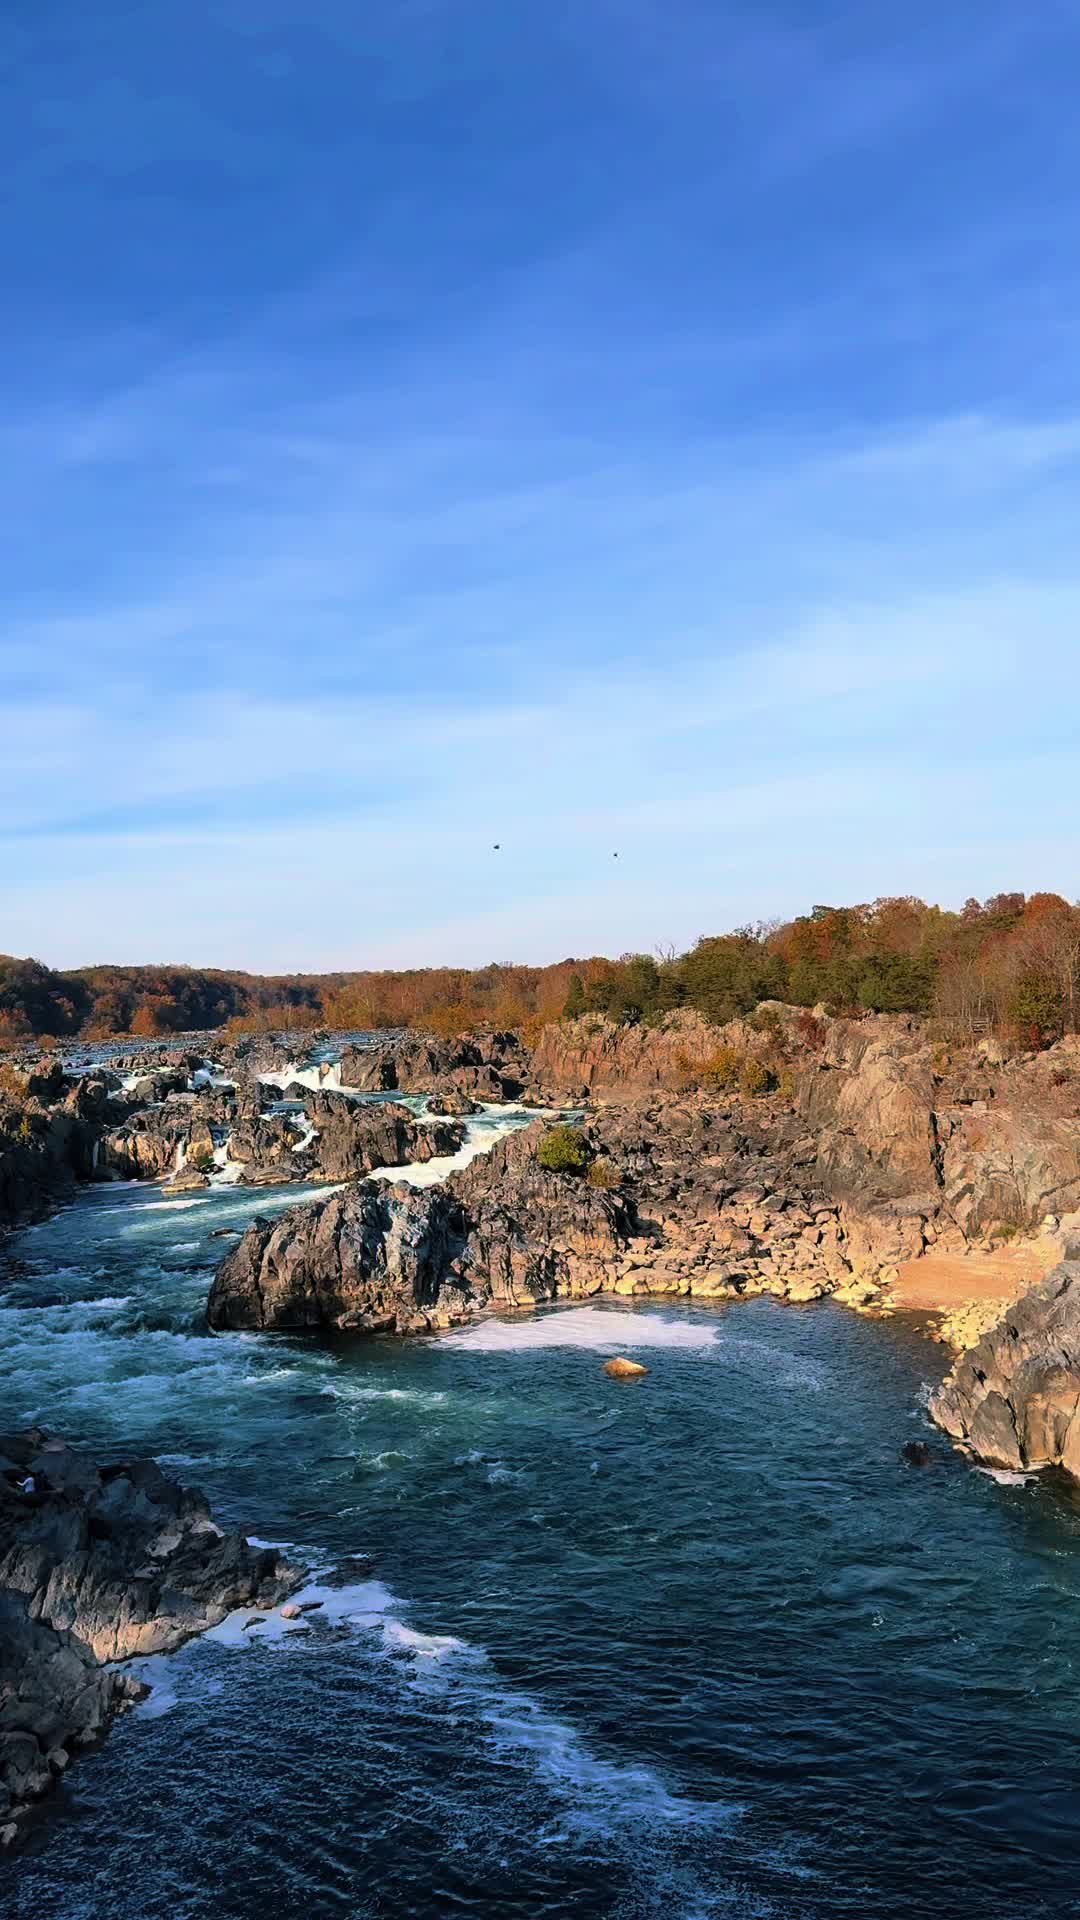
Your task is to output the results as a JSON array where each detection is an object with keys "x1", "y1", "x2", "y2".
[
  {"x1": 205, "y1": 1103, "x2": 858, "y2": 1334},
  {"x1": 929, "y1": 1259, "x2": 1080, "y2": 1473},
  {"x1": 0, "y1": 1432, "x2": 296, "y2": 1847},
  {"x1": 525, "y1": 1010, "x2": 719, "y2": 1100}
]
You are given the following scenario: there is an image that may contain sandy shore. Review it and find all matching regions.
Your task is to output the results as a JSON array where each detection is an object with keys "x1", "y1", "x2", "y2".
[{"x1": 892, "y1": 1243, "x2": 1057, "y2": 1313}]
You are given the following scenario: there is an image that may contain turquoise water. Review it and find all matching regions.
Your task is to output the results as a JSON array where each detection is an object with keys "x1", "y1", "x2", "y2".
[{"x1": 4, "y1": 1179, "x2": 1080, "y2": 1918}]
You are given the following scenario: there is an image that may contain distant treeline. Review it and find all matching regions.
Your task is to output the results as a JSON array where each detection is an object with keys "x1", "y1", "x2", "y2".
[
  {"x1": 566, "y1": 893, "x2": 1080, "y2": 1046},
  {"x1": 1, "y1": 892, "x2": 1078, "y2": 1046}
]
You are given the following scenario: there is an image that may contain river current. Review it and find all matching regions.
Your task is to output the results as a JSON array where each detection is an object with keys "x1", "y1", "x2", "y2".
[{"x1": 4, "y1": 1082, "x2": 1080, "y2": 1917}]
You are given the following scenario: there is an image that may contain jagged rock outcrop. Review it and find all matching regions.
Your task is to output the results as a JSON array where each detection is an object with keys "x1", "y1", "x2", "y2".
[
  {"x1": 940, "y1": 1109, "x2": 1080, "y2": 1240},
  {"x1": 206, "y1": 1181, "x2": 472, "y2": 1333},
  {"x1": 299, "y1": 1093, "x2": 463, "y2": 1183},
  {"x1": 790, "y1": 1018, "x2": 1080, "y2": 1265},
  {"x1": 797, "y1": 1018, "x2": 940, "y2": 1206},
  {"x1": 205, "y1": 1105, "x2": 852, "y2": 1332},
  {"x1": 428, "y1": 1089, "x2": 481, "y2": 1116},
  {"x1": 99, "y1": 1104, "x2": 193, "y2": 1180},
  {"x1": 338, "y1": 1031, "x2": 527, "y2": 1101},
  {"x1": 453, "y1": 1123, "x2": 635, "y2": 1307},
  {"x1": 929, "y1": 1259, "x2": 1080, "y2": 1474},
  {"x1": 0, "y1": 1432, "x2": 296, "y2": 1846},
  {"x1": 0, "y1": 1099, "x2": 100, "y2": 1229}
]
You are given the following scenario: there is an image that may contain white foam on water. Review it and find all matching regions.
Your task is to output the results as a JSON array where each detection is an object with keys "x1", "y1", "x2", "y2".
[
  {"x1": 477, "y1": 1688, "x2": 724, "y2": 1831},
  {"x1": 443, "y1": 1305, "x2": 720, "y2": 1354},
  {"x1": 210, "y1": 1140, "x2": 245, "y2": 1186},
  {"x1": 200, "y1": 1565, "x2": 725, "y2": 1830},
  {"x1": 486, "y1": 1463, "x2": 526, "y2": 1487},
  {"x1": 977, "y1": 1467, "x2": 1036, "y2": 1486},
  {"x1": 381, "y1": 1619, "x2": 475, "y2": 1662},
  {"x1": 260, "y1": 1061, "x2": 343, "y2": 1095},
  {"x1": 227, "y1": 1181, "x2": 346, "y2": 1213},
  {"x1": 355, "y1": 1448, "x2": 411, "y2": 1470},
  {"x1": 239, "y1": 1366, "x2": 301, "y2": 1387},
  {"x1": 135, "y1": 1197, "x2": 213, "y2": 1213},
  {"x1": 371, "y1": 1144, "x2": 479, "y2": 1187},
  {"x1": 320, "y1": 1381, "x2": 448, "y2": 1409},
  {"x1": 372, "y1": 1102, "x2": 539, "y2": 1188},
  {"x1": 130, "y1": 1655, "x2": 181, "y2": 1718},
  {"x1": 204, "y1": 1576, "x2": 398, "y2": 1648}
]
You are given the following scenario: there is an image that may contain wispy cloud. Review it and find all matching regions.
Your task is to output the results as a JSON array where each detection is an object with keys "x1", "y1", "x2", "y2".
[{"x1": 4, "y1": 3, "x2": 1080, "y2": 965}]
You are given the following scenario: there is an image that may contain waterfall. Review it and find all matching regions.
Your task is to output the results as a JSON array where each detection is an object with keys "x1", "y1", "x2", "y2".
[{"x1": 210, "y1": 1136, "x2": 243, "y2": 1186}]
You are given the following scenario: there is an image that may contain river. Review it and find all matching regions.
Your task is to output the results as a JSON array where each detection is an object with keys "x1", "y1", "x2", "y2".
[{"x1": 4, "y1": 1121, "x2": 1080, "y2": 1916}]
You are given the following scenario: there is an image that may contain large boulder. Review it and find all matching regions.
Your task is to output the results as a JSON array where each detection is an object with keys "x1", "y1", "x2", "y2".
[
  {"x1": 0, "y1": 1432, "x2": 296, "y2": 1846},
  {"x1": 930, "y1": 1259, "x2": 1080, "y2": 1475},
  {"x1": 301, "y1": 1093, "x2": 463, "y2": 1182},
  {"x1": 206, "y1": 1181, "x2": 472, "y2": 1333}
]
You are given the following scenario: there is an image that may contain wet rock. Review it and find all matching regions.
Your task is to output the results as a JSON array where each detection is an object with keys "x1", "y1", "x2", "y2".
[
  {"x1": 427, "y1": 1090, "x2": 481, "y2": 1116},
  {"x1": 301, "y1": 1094, "x2": 463, "y2": 1183},
  {"x1": 0, "y1": 1431, "x2": 297, "y2": 1845},
  {"x1": 603, "y1": 1356, "x2": 649, "y2": 1378},
  {"x1": 161, "y1": 1167, "x2": 211, "y2": 1194},
  {"x1": 901, "y1": 1440, "x2": 934, "y2": 1467}
]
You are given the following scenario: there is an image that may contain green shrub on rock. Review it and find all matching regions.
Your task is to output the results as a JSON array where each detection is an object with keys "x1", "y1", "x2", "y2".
[
  {"x1": 701, "y1": 1046, "x2": 742, "y2": 1089},
  {"x1": 537, "y1": 1125, "x2": 590, "y2": 1175},
  {"x1": 739, "y1": 1057, "x2": 777, "y2": 1098}
]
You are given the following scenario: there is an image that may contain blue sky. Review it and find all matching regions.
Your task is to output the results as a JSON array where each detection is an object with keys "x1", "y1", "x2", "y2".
[{"x1": 3, "y1": 0, "x2": 1080, "y2": 970}]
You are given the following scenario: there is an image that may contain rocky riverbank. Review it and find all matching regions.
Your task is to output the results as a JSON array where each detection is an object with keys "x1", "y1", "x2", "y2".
[
  {"x1": 0, "y1": 1432, "x2": 297, "y2": 1849},
  {"x1": 10, "y1": 1006, "x2": 1080, "y2": 1473},
  {"x1": 205, "y1": 1004, "x2": 1080, "y2": 1485},
  {"x1": 928, "y1": 1254, "x2": 1080, "y2": 1474}
]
